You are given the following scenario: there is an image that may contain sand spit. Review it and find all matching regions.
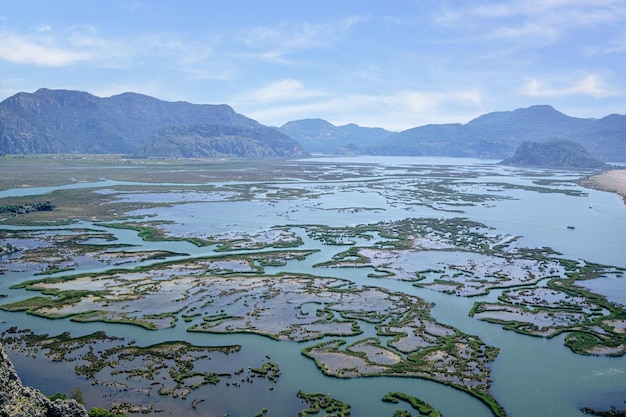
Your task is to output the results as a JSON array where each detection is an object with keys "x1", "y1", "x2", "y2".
[{"x1": 578, "y1": 169, "x2": 626, "y2": 205}]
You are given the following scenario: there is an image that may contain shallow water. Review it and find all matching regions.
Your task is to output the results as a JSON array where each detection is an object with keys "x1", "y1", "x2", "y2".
[{"x1": 1, "y1": 157, "x2": 625, "y2": 417}]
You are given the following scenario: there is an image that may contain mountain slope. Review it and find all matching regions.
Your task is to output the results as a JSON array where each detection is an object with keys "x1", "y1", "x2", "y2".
[
  {"x1": 138, "y1": 124, "x2": 306, "y2": 158},
  {"x1": 0, "y1": 88, "x2": 293, "y2": 156},
  {"x1": 368, "y1": 105, "x2": 603, "y2": 159},
  {"x1": 568, "y1": 113, "x2": 626, "y2": 162}
]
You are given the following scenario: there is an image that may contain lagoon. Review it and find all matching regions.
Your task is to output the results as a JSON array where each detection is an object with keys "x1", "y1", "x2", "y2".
[{"x1": 0, "y1": 156, "x2": 624, "y2": 417}]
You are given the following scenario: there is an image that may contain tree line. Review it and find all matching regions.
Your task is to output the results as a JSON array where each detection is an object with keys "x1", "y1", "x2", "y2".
[{"x1": 0, "y1": 201, "x2": 55, "y2": 215}]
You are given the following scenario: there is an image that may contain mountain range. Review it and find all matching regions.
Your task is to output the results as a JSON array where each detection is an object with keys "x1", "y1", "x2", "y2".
[
  {"x1": 1, "y1": 88, "x2": 625, "y2": 161},
  {"x1": 0, "y1": 88, "x2": 305, "y2": 158},
  {"x1": 279, "y1": 105, "x2": 626, "y2": 161}
]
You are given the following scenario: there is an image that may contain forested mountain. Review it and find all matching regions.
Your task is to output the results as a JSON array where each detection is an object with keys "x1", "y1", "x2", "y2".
[
  {"x1": 138, "y1": 124, "x2": 306, "y2": 158},
  {"x1": 500, "y1": 139, "x2": 609, "y2": 169},
  {"x1": 0, "y1": 88, "x2": 304, "y2": 157}
]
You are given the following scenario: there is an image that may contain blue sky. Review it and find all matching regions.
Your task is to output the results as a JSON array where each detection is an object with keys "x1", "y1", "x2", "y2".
[{"x1": 1, "y1": 0, "x2": 625, "y2": 130}]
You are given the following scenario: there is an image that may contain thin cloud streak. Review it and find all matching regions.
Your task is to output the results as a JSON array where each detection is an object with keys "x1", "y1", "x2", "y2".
[
  {"x1": 521, "y1": 74, "x2": 618, "y2": 98},
  {"x1": 238, "y1": 79, "x2": 327, "y2": 103},
  {"x1": 240, "y1": 88, "x2": 485, "y2": 130}
]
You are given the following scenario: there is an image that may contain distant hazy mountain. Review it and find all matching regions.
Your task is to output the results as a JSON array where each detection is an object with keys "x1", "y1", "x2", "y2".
[
  {"x1": 566, "y1": 113, "x2": 626, "y2": 162},
  {"x1": 369, "y1": 105, "x2": 602, "y2": 158},
  {"x1": 500, "y1": 140, "x2": 609, "y2": 169},
  {"x1": 284, "y1": 105, "x2": 625, "y2": 161},
  {"x1": 278, "y1": 119, "x2": 392, "y2": 154},
  {"x1": 0, "y1": 88, "x2": 304, "y2": 157}
]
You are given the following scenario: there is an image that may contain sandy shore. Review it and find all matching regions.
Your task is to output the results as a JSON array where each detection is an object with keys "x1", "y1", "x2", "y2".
[{"x1": 577, "y1": 169, "x2": 626, "y2": 204}]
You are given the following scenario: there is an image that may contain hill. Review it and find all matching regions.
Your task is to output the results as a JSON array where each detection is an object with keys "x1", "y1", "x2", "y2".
[
  {"x1": 278, "y1": 119, "x2": 392, "y2": 154},
  {"x1": 0, "y1": 88, "x2": 304, "y2": 157},
  {"x1": 500, "y1": 139, "x2": 608, "y2": 169}
]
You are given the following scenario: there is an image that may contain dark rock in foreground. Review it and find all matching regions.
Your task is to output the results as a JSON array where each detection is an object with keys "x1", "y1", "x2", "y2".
[{"x1": 0, "y1": 344, "x2": 88, "y2": 417}]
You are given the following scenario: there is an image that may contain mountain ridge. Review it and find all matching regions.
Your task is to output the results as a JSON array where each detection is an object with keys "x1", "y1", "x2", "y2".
[
  {"x1": 1, "y1": 89, "x2": 624, "y2": 161},
  {"x1": 285, "y1": 104, "x2": 624, "y2": 161},
  {"x1": 278, "y1": 118, "x2": 392, "y2": 154},
  {"x1": 0, "y1": 88, "x2": 303, "y2": 157}
]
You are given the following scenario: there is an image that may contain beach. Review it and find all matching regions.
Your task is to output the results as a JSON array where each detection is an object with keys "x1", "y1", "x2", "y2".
[{"x1": 578, "y1": 169, "x2": 626, "y2": 204}]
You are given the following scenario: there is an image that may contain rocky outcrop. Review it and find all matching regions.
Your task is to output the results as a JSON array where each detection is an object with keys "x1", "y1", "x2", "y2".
[
  {"x1": 499, "y1": 139, "x2": 609, "y2": 169},
  {"x1": 0, "y1": 344, "x2": 88, "y2": 417}
]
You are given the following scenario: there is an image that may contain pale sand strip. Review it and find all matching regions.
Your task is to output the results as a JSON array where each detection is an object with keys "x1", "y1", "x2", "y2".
[{"x1": 577, "y1": 169, "x2": 626, "y2": 205}]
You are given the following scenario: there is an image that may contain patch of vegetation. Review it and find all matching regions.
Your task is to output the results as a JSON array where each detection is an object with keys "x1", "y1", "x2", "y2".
[
  {"x1": 471, "y1": 261, "x2": 626, "y2": 355},
  {"x1": 0, "y1": 201, "x2": 55, "y2": 215},
  {"x1": 250, "y1": 361, "x2": 280, "y2": 382},
  {"x1": 382, "y1": 392, "x2": 441, "y2": 417},
  {"x1": 1, "y1": 328, "x2": 243, "y2": 402},
  {"x1": 297, "y1": 390, "x2": 351, "y2": 417},
  {"x1": 581, "y1": 406, "x2": 626, "y2": 416}
]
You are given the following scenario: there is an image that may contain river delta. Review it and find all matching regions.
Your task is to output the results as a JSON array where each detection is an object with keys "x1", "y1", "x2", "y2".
[{"x1": 0, "y1": 155, "x2": 625, "y2": 416}]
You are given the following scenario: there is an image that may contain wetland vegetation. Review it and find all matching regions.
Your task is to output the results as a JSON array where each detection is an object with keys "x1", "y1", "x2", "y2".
[{"x1": 0, "y1": 155, "x2": 625, "y2": 416}]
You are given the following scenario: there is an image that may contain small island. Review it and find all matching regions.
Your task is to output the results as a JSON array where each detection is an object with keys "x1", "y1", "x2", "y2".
[{"x1": 500, "y1": 139, "x2": 609, "y2": 169}]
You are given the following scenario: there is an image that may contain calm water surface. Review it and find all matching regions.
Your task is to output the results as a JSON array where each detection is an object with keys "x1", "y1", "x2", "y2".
[{"x1": 1, "y1": 157, "x2": 624, "y2": 417}]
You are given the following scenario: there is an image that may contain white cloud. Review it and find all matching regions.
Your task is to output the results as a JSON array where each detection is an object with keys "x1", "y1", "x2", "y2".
[
  {"x1": 521, "y1": 74, "x2": 618, "y2": 98},
  {"x1": 240, "y1": 16, "x2": 368, "y2": 59},
  {"x1": 437, "y1": 0, "x2": 626, "y2": 45},
  {"x1": 0, "y1": 32, "x2": 91, "y2": 66},
  {"x1": 0, "y1": 25, "x2": 134, "y2": 68},
  {"x1": 451, "y1": 0, "x2": 626, "y2": 22},
  {"x1": 238, "y1": 79, "x2": 326, "y2": 103},
  {"x1": 34, "y1": 24, "x2": 52, "y2": 32},
  {"x1": 238, "y1": 86, "x2": 484, "y2": 130},
  {"x1": 494, "y1": 22, "x2": 558, "y2": 41}
]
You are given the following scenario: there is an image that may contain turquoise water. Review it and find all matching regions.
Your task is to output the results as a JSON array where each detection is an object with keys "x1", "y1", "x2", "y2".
[{"x1": 1, "y1": 157, "x2": 625, "y2": 417}]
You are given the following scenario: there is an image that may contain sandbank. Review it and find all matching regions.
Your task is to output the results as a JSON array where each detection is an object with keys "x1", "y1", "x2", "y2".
[{"x1": 578, "y1": 169, "x2": 626, "y2": 204}]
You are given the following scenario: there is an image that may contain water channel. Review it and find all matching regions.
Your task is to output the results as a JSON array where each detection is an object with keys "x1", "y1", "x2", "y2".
[{"x1": 1, "y1": 157, "x2": 625, "y2": 416}]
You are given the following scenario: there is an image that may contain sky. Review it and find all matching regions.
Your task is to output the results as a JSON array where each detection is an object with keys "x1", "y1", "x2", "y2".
[{"x1": 0, "y1": 0, "x2": 625, "y2": 131}]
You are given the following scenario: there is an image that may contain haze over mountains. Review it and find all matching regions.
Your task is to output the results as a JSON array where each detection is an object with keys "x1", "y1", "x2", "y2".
[
  {"x1": 279, "y1": 105, "x2": 626, "y2": 162},
  {"x1": 1, "y1": 88, "x2": 625, "y2": 162}
]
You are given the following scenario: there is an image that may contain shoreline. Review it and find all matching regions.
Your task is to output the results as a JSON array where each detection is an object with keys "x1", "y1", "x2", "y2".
[{"x1": 577, "y1": 169, "x2": 626, "y2": 205}]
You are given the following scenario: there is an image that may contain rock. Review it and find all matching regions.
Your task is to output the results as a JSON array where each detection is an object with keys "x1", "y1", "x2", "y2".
[
  {"x1": 0, "y1": 344, "x2": 88, "y2": 417},
  {"x1": 499, "y1": 139, "x2": 609, "y2": 169}
]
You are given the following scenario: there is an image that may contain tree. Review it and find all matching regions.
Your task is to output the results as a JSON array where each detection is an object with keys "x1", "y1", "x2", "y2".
[
  {"x1": 69, "y1": 387, "x2": 85, "y2": 405},
  {"x1": 48, "y1": 392, "x2": 67, "y2": 401}
]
